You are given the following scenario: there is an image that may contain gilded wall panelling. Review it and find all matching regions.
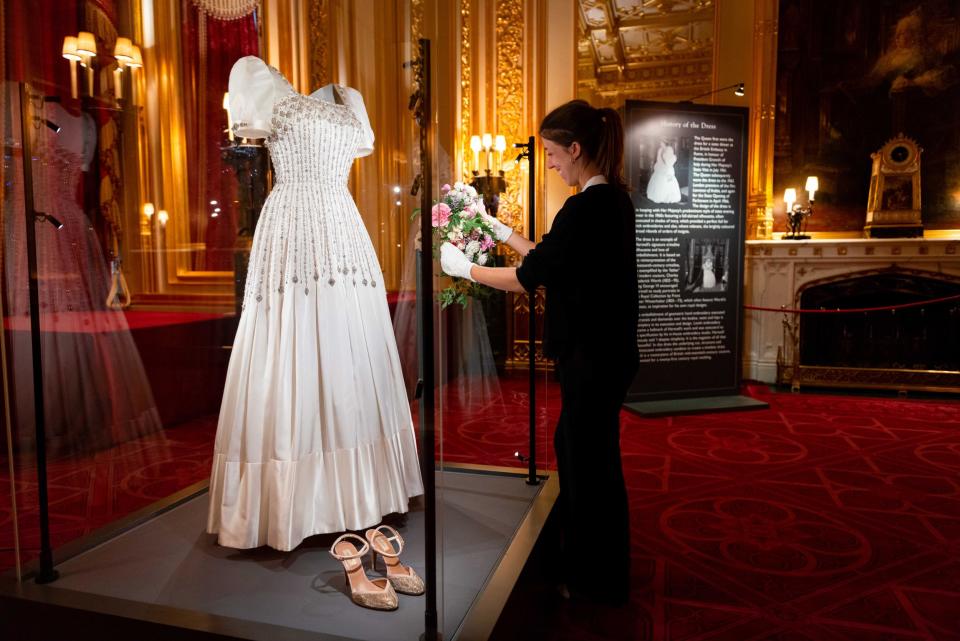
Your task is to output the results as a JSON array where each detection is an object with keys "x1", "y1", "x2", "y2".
[
  {"x1": 747, "y1": 1, "x2": 778, "y2": 240},
  {"x1": 143, "y1": 0, "x2": 234, "y2": 303}
]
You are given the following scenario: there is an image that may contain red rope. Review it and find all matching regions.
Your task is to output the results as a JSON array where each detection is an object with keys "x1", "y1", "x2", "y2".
[{"x1": 743, "y1": 292, "x2": 960, "y2": 314}]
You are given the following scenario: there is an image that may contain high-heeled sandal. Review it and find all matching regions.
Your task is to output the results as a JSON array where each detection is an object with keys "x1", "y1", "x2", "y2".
[
  {"x1": 364, "y1": 525, "x2": 425, "y2": 596},
  {"x1": 329, "y1": 533, "x2": 399, "y2": 610}
]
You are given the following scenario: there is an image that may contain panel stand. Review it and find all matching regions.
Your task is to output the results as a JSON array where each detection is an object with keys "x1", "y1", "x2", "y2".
[
  {"x1": 625, "y1": 395, "x2": 767, "y2": 417},
  {"x1": 18, "y1": 84, "x2": 59, "y2": 584},
  {"x1": 411, "y1": 39, "x2": 440, "y2": 641},
  {"x1": 514, "y1": 137, "x2": 539, "y2": 486}
]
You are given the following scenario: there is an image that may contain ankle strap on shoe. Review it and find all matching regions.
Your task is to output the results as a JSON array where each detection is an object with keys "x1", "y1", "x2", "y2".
[
  {"x1": 366, "y1": 525, "x2": 404, "y2": 558},
  {"x1": 329, "y1": 533, "x2": 370, "y2": 561}
]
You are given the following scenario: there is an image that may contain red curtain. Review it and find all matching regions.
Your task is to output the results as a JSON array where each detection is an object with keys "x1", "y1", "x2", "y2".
[
  {"x1": 181, "y1": 2, "x2": 259, "y2": 271},
  {"x1": 4, "y1": 0, "x2": 80, "y2": 91}
]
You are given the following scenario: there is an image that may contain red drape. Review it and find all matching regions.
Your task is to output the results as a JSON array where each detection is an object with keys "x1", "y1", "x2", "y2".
[
  {"x1": 181, "y1": 2, "x2": 259, "y2": 271},
  {"x1": 4, "y1": 0, "x2": 80, "y2": 92}
]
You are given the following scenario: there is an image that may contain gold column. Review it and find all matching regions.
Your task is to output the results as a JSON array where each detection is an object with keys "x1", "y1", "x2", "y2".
[
  {"x1": 262, "y1": 0, "x2": 312, "y2": 93},
  {"x1": 747, "y1": 0, "x2": 778, "y2": 240},
  {"x1": 137, "y1": 0, "x2": 235, "y2": 307},
  {"x1": 494, "y1": 0, "x2": 524, "y2": 234},
  {"x1": 453, "y1": 0, "x2": 559, "y2": 368}
]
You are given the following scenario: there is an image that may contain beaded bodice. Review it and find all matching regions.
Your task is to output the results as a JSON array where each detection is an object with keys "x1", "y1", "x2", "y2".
[
  {"x1": 241, "y1": 71, "x2": 381, "y2": 308},
  {"x1": 266, "y1": 90, "x2": 363, "y2": 186}
]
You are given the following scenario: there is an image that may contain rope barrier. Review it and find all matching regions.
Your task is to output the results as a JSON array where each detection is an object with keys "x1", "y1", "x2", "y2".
[{"x1": 743, "y1": 292, "x2": 960, "y2": 315}]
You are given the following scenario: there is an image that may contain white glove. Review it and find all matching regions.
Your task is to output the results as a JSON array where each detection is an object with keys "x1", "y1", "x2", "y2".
[
  {"x1": 440, "y1": 242, "x2": 475, "y2": 281},
  {"x1": 481, "y1": 212, "x2": 514, "y2": 242}
]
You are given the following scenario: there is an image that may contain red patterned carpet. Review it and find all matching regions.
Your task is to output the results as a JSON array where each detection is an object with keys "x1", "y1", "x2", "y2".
[{"x1": 3, "y1": 379, "x2": 960, "y2": 641}]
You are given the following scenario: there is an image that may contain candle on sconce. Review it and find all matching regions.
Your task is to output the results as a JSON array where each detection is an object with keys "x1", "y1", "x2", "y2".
[
  {"x1": 113, "y1": 37, "x2": 132, "y2": 100},
  {"x1": 76, "y1": 32, "x2": 97, "y2": 96},
  {"x1": 804, "y1": 175, "x2": 819, "y2": 202},
  {"x1": 482, "y1": 133, "x2": 492, "y2": 172},
  {"x1": 62, "y1": 37, "x2": 81, "y2": 99},
  {"x1": 470, "y1": 135, "x2": 482, "y2": 173},
  {"x1": 223, "y1": 92, "x2": 233, "y2": 141},
  {"x1": 157, "y1": 209, "x2": 169, "y2": 227},
  {"x1": 494, "y1": 135, "x2": 506, "y2": 172},
  {"x1": 128, "y1": 46, "x2": 142, "y2": 105},
  {"x1": 143, "y1": 202, "x2": 155, "y2": 220},
  {"x1": 783, "y1": 188, "x2": 797, "y2": 211}
]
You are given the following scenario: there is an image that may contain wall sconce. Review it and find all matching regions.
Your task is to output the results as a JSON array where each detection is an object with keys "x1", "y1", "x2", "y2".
[
  {"x1": 61, "y1": 36, "x2": 81, "y2": 99},
  {"x1": 467, "y1": 132, "x2": 509, "y2": 216},
  {"x1": 143, "y1": 202, "x2": 155, "y2": 221},
  {"x1": 157, "y1": 209, "x2": 169, "y2": 227},
  {"x1": 783, "y1": 175, "x2": 818, "y2": 240},
  {"x1": 63, "y1": 33, "x2": 141, "y2": 102},
  {"x1": 468, "y1": 132, "x2": 510, "y2": 175}
]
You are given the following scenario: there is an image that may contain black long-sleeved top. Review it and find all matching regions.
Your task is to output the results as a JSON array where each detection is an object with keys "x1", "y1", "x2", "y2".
[{"x1": 515, "y1": 183, "x2": 638, "y2": 364}]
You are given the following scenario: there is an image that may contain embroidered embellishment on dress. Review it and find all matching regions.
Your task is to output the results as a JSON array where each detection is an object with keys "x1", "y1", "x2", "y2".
[{"x1": 243, "y1": 75, "x2": 380, "y2": 306}]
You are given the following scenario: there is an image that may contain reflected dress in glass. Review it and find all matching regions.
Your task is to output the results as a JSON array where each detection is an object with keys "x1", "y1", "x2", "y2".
[
  {"x1": 206, "y1": 57, "x2": 423, "y2": 551},
  {"x1": 3, "y1": 97, "x2": 162, "y2": 456}
]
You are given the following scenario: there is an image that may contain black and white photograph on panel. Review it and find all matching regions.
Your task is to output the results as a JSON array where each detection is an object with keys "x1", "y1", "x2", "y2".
[
  {"x1": 680, "y1": 237, "x2": 730, "y2": 295},
  {"x1": 630, "y1": 133, "x2": 693, "y2": 208}
]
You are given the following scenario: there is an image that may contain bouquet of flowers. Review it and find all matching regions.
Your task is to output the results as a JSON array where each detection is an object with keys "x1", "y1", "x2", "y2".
[{"x1": 431, "y1": 182, "x2": 498, "y2": 308}]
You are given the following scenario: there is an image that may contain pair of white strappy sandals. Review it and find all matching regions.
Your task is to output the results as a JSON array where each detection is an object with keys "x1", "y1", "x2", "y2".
[{"x1": 329, "y1": 525, "x2": 425, "y2": 611}]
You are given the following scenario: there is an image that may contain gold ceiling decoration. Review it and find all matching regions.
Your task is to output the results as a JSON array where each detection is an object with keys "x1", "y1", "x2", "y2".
[{"x1": 578, "y1": 0, "x2": 714, "y2": 99}]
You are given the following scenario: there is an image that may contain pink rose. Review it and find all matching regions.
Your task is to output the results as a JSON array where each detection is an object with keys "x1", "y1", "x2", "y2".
[
  {"x1": 481, "y1": 234, "x2": 495, "y2": 251},
  {"x1": 462, "y1": 205, "x2": 477, "y2": 219},
  {"x1": 441, "y1": 183, "x2": 452, "y2": 194},
  {"x1": 431, "y1": 202, "x2": 451, "y2": 227}
]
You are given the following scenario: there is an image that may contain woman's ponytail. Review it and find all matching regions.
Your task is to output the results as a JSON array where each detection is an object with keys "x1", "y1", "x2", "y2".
[{"x1": 595, "y1": 107, "x2": 627, "y2": 191}]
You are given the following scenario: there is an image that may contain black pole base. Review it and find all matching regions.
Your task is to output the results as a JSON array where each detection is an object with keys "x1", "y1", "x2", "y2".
[
  {"x1": 33, "y1": 568, "x2": 59, "y2": 585},
  {"x1": 525, "y1": 477, "x2": 541, "y2": 486},
  {"x1": 420, "y1": 616, "x2": 442, "y2": 641}
]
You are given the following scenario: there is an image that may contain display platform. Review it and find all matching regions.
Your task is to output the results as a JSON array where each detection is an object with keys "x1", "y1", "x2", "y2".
[
  {"x1": 625, "y1": 394, "x2": 768, "y2": 417},
  {"x1": 1, "y1": 466, "x2": 557, "y2": 641}
]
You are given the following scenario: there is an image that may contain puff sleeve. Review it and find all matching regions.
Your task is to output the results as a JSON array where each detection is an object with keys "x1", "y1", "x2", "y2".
[
  {"x1": 341, "y1": 86, "x2": 375, "y2": 157},
  {"x1": 227, "y1": 56, "x2": 276, "y2": 139}
]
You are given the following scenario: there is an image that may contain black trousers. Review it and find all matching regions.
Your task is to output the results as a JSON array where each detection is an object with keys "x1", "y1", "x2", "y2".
[{"x1": 554, "y1": 350, "x2": 637, "y2": 603}]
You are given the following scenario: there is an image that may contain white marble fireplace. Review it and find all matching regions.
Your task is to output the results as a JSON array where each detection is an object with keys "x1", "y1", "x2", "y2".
[{"x1": 743, "y1": 237, "x2": 960, "y2": 385}]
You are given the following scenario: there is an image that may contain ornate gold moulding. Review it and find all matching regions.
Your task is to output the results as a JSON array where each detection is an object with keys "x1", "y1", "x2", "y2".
[{"x1": 778, "y1": 365, "x2": 960, "y2": 396}]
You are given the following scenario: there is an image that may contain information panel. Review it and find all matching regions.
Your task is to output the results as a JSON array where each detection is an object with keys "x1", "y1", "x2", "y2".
[{"x1": 624, "y1": 101, "x2": 748, "y2": 401}]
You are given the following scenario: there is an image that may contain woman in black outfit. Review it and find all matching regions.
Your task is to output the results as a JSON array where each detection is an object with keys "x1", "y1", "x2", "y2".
[{"x1": 440, "y1": 100, "x2": 639, "y2": 605}]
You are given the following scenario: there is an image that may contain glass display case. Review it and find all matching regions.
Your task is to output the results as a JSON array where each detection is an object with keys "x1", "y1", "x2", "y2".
[{"x1": 0, "y1": 2, "x2": 557, "y2": 640}]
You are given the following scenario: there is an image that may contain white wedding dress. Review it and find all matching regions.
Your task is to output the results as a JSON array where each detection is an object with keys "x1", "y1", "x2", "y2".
[
  {"x1": 207, "y1": 56, "x2": 423, "y2": 551},
  {"x1": 646, "y1": 145, "x2": 682, "y2": 204}
]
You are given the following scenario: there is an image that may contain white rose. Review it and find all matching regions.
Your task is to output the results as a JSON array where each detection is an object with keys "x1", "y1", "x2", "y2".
[
  {"x1": 465, "y1": 185, "x2": 478, "y2": 198},
  {"x1": 465, "y1": 240, "x2": 481, "y2": 259},
  {"x1": 477, "y1": 252, "x2": 488, "y2": 266}
]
